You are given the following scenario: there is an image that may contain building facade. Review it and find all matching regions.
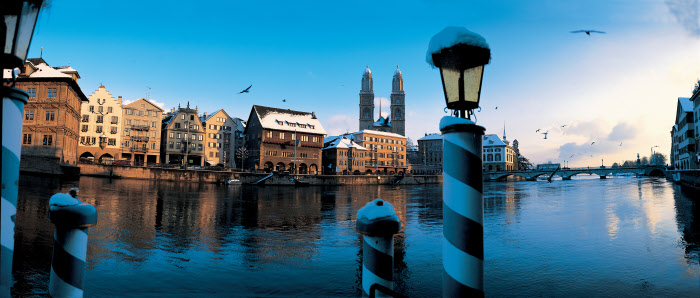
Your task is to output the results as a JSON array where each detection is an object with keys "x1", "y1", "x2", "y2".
[
  {"x1": 78, "y1": 84, "x2": 122, "y2": 163},
  {"x1": 351, "y1": 130, "x2": 407, "y2": 174},
  {"x1": 161, "y1": 103, "x2": 205, "y2": 166},
  {"x1": 673, "y1": 97, "x2": 695, "y2": 169},
  {"x1": 202, "y1": 109, "x2": 238, "y2": 167},
  {"x1": 483, "y1": 134, "x2": 517, "y2": 172},
  {"x1": 358, "y1": 65, "x2": 406, "y2": 136},
  {"x1": 322, "y1": 135, "x2": 368, "y2": 174},
  {"x1": 122, "y1": 98, "x2": 163, "y2": 164},
  {"x1": 414, "y1": 133, "x2": 443, "y2": 175},
  {"x1": 692, "y1": 80, "x2": 700, "y2": 167},
  {"x1": 14, "y1": 58, "x2": 88, "y2": 165},
  {"x1": 243, "y1": 105, "x2": 326, "y2": 174}
]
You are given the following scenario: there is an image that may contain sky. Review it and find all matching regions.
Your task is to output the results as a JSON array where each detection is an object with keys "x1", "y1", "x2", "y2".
[{"x1": 27, "y1": 0, "x2": 700, "y2": 167}]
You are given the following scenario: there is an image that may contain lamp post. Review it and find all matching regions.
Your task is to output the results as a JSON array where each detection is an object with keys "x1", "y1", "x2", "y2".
[
  {"x1": 650, "y1": 145, "x2": 659, "y2": 165},
  {"x1": 428, "y1": 26, "x2": 490, "y2": 297},
  {"x1": 2, "y1": 1, "x2": 45, "y2": 294}
]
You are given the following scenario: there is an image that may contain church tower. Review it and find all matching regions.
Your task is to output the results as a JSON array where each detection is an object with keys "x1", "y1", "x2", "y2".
[
  {"x1": 359, "y1": 65, "x2": 374, "y2": 131},
  {"x1": 390, "y1": 65, "x2": 405, "y2": 136}
]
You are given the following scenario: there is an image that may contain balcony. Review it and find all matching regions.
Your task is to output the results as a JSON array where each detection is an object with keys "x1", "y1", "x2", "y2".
[
  {"x1": 131, "y1": 125, "x2": 149, "y2": 131},
  {"x1": 131, "y1": 136, "x2": 150, "y2": 142},
  {"x1": 130, "y1": 147, "x2": 148, "y2": 152}
]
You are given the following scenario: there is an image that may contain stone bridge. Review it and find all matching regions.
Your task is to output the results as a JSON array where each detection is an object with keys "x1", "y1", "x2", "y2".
[{"x1": 484, "y1": 166, "x2": 666, "y2": 181}]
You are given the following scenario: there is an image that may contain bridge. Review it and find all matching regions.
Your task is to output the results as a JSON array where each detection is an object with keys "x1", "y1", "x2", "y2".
[{"x1": 484, "y1": 165, "x2": 666, "y2": 182}]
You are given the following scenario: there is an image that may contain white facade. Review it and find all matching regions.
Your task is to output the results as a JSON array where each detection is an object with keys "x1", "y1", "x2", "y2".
[
  {"x1": 78, "y1": 84, "x2": 122, "y2": 161},
  {"x1": 483, "y1": 134, "x2": 517, "y2": 171}
]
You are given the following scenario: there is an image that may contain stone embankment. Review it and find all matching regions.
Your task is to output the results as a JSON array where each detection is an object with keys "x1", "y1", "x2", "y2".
[
  {"x1": 669, "y1": 170, "x2": 700, "y2": 192},
  {"x1": 78, "y1": 164, "x2": 441, "y2": 185}
]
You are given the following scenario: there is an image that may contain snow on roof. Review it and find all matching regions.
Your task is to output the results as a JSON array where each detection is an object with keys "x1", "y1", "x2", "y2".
[
  {"x1": 426, "y1": 26, "x2": 490, "y2": 68},
  {"x1": 162, "y1": 110, "x2": 179, "y2": 129},
  {"x1": 254, "y1": 105, "x2": 326, "y2": 135},
  {"x1": 352, "y1": 129, "x2": 406, "y2": 139},
  {"x1": 483, "y1": 134, "x2": 506, "y2": 147},
  {"x1": 323, "y1": 135, "x2": 368, "y2": 150},
  {"x1": 419, "y1": 133, "x2": 442, "y2": 141}
]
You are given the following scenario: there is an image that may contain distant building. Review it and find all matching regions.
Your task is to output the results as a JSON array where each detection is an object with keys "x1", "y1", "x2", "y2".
[
  {"x1": 673, "y1": 96, "x2": 695, "y2": 169},
  {"x1": 692, "y1": 80, "x2": 700, "y2": 167},
  {"x1": 536, "y1": 163, "x2": 561, "y2": 171},
  {"x1": 415, "y1": 133, "x2": 442, "y2": 175},
  {"x1": 122, "y1": 98, "x2": 163, "y2": 165},
  {"x1": 243, "y1": 105, "x2": 326, "y2": 173},
  {"x1": 161, "y1": 102, "x2": 205, "y2": 166},
  {"x1": 78, "y1": 84, "x2": 122, "y2": 163},
  {"x1": 406, "y1": 142, "x2": 420, "y2": 167},
  {"x1": 359, "y1": 65, "x2": 406, "y2": 136},
  {"x1": 483, "y1": 132, "x2": 517, "y2": 172},
  {"x1": 12, "y1": 57, "x2": 88, "y2": 166},
  {"x1": 322, "y1": 135, "x2": 368, "y2": 174},
  {"x1": 351, "y1": 129, "x2": 407, "y2": 174},
  {"x1": 201, "y1": 109, "x2": 239, "y2": 167}
]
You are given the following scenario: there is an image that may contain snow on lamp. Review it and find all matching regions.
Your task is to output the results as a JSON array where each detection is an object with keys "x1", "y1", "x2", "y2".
[
  {"x1": 2, "y1": 0, "x2": 44, "y2": 71},
  {"x1": 427, "y1": 27, "x2": 491, "y2": 119}
]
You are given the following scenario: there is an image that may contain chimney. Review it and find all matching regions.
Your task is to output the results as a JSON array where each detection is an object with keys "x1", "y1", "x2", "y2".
[
  {"x1": 118, "y1": 96, "x2": 122, "y2": 105},
  {"x1": 311, "y1": 111, "x2": 317, "y2": 119},
  {"x1": 203, "y1": 112, "x2": 208, "y2": 119}
]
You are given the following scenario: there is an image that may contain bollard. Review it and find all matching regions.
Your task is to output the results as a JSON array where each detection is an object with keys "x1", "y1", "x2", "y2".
[
  {"x1": 356, "y1": 198, "x2": 401, "y2": 297},
  {"x1": 440, "y1": 116, "x2": 485, "y2": 297},
  {"x1": 48, "y1": 188, "x2": 97, "y2": 298}
]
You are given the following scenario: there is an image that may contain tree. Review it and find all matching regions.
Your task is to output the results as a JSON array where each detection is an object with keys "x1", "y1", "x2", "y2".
[
  {"x1": 641, "y1": 157, "x2": 649, "y2": 165},
  {"x1": 612, "y1": 162, "x2": 619, "y2": 168},
  {"x1": 651, "y1": 152, "x2": 667, "y2": 165},
  {"x1": 622, "y1": 160, "x2": 635, "y2": 167},
  {"x1": 235, "y1": 147, "x2": 248, "y2": 170}
]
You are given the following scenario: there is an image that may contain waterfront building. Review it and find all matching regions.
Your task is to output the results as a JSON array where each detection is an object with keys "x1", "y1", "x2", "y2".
[
  {"x1": 483, "y1": 133, "x2": 517, "y2": 171},
  {"x1": 671, "y1": 124, "x2": 678, "y2": 168},
  {"x1": 691, "y1": 80, "x2": 700, "y2": 166},
  {"x1": 406, "y1": 142, "x2": 420, "y2": 167},
  {"x1": 350, "y1": 130, "x2": 407, "y2": 174},
  {"x1": 672, "y1": 97, "x2": 695, "y2": 169},
  {"x1": 201, "y1": 109, "x2": 240, "y2": 168},
  {"x1": 11, "y1": 57, "x2": 88, "y2": 166},
  {"x1": 322, "y1": 135, "x2": 368, "y2": 174},
  {"x1": 78, "y1": 84, "x2": 122, "y2": 163},
  {"x1": 122, "y1": 98, "x2": 163, "y2": 164},
  {"x1": 243, "y1": 105, "x2": 326, "y2": 173},
  {"x1": 414, "y1": 133, "x2": 443, "y2": 175},
  {"x1": 358, "y1": 65, "x2": 406, "y2": 136},
  {"x1": 161, "y1": 102, "x2": 205, "y2": 166}
]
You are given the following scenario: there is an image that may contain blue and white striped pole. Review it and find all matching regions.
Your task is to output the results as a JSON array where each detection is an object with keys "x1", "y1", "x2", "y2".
[
  {"x1": 1, "y1": 87, "x2": 29, "y2": 295},
  {"x1": 440, "y1": 116, "x2": 485, "y2": 297},
  {"x1": 48, "y1": 188, "x2": 97, "y2": 298},
  {"x1": 356, "y1": 199, "x2": 401, "y2": 297}
]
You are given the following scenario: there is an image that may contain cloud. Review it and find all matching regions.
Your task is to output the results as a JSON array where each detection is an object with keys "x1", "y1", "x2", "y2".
[
  {"x1": 147, "y1": 98, "x2": 166, "y2": 109},
  {"x1": 606, "y1": 122, "x2": 638, "y2": 141},
  {"x1": 563, "y1": 120, "x2": 606, "y2": 139},
  {"x1": 322, "y1": 114, "x2": 355, "y2": 136},
  {"x1": 374, "y1": 97, "x2": 390, "y2": 118},
  {"x1": 665, "y1": 0, "x2": 700, "y2": 37}
]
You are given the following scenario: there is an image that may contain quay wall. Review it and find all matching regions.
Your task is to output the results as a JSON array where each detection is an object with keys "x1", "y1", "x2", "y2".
[
  {"x1": 78, "y1": 164, "x2": 441, "y2": 185},
  {"x1": 673, "y1": 170, "x2": 700, "y2": 191}
]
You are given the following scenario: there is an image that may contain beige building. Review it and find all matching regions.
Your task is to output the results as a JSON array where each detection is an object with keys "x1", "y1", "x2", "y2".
[
  {"x1": 78, "y1": 84, "x2": 122, "y2": 163},
  {"x1": 322, "y1": 135, "x2": 368, "y2": 174},
  {"x1": 161, "y1": 103, "x2": 205, "y2": 166},
  {"x1": 351, "y1": 129, "x2": 407, "y2": 174},
  {"x1": 202, "y1": 109, "x2": 238, "y2": 167},
  {"x1": 122, "y1": 98, "x2": 164, "y2": 165},
  {"x1": 11, "y1": 57, "x2": 88, "y2": 166},
  {"x1": 483, "y1": 133, "x2": 517, "y2": 171}
]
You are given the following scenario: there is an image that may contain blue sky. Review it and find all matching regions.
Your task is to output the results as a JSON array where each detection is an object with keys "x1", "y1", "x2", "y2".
[{"x1": 29, "y1": 0, "x2": 700, "y2": 166}]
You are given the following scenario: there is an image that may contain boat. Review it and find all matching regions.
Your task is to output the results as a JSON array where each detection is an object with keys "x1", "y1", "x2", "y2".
[{"x1": 227, "y1": 179, "x2": 242, "y2": 185}]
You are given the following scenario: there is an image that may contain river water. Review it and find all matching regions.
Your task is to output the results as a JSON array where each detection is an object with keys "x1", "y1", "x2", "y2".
[{"x1": 11, "y1": 175, "x2": 700, "y2": 296}]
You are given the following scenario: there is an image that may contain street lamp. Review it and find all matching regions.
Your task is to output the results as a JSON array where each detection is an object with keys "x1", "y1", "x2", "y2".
[
  {"x1": 427, "y1": 26, "x2": 490, "y2": 296},
  {"x1": 651, "y1": 145, "x2": 659, "y2": 165},
  {"x1": 428, "y1": 27, "x2": 491, "y2": 119},
  {"x1": 2, "y1": 0, "x2": 45, "y2": 295}
]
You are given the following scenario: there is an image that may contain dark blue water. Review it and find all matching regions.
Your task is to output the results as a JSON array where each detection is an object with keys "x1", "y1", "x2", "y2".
[{"x1": 11, "y1": 175, "x2": 700, "y2": 296}]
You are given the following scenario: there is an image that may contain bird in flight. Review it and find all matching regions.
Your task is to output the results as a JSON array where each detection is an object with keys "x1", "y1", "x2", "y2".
[
  {"x1": 570, "y1": 154, "x2": 575, "y2": 158},
  {"x1": 283, "y1": 99, "x2": 286, "y2": 102},
  {"x1": 571, "y1": 30, "x2": 606, "y2": 35},
  {"x1": 536, "y1": 129, "x2": 541, "y2": 133},
  {"x1": 619, "y1": 142, "x2": 623, "y2": 146},
  {"x1": 561, "y1": 125, "x2": 567, "y2": 128},
  {"x1": 239, "y1": 85, "x2": 252, "y2": 94},
  {"x1": 591, "y1": 142, "x2": 596, "y2": 145},
  {"x1": 541, "y1": 131, "x2": 549, "y2": 139},
  {"x1": 495, "y1": 106, "x2": 498, "y2": 110}
]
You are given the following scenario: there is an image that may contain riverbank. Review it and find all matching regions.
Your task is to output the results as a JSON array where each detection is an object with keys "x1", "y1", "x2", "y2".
[
  {"x1": 668, "y1": 169, "x2": 700, "y2": 193},
  {"x1": 76, "y1": 163, "x2": 442, "y2": 185}
]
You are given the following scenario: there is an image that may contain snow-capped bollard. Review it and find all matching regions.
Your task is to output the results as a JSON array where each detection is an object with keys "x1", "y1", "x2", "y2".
[
  {"x1": 440, "y1": 116, "x2": 485, "y2": 297},
  {"x1": 48, "y1": 188, "x2": 97, "y2": 298},
  {"x1": 356, "y1": 198, "x2": 401, "y2": 297}
]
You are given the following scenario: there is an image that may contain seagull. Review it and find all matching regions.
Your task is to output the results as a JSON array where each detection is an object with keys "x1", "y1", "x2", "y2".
[
  {"x1": 283, "y1": 99, "x2": 286, "y2": 102},
  {"x1": 495, "y1": 106, "x2": 498, "y2": 110},
  {"x1": 570, "y1": 154, "x2": 575, "y2": 158},
  {"x1": 571, "y1": 30, "x2": 606, "y2": 35},
  {"x1": 561, "y1": 125, "x2": 567, "y2": 128},
  {"x1": 591, "y1": 142, "x2": 595, "y2": 145},
  {"x1": 239, "y1": 85, "x2": 252, "y2": 94},
  {"x1": 536, "y1": 129, "x2": 541, "y2": 133},
  {"x1": 541, "y1": 131, "x2": 549, "y2": 139},
  {"x1": 619, "y1": 142, "x2": 623, "y2": 146}
]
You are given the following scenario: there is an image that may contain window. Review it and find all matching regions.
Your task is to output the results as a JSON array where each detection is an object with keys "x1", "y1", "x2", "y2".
[
  {"x1": 266, "y1": 131, "x2": 273, "y2": 138},
  {"x1": 169, "y1": 142, "x2": 174, "y2": 148},
  {"x1": 151, "y1": 121, "x2": 156, "y2": 128},
  {"x1": 25, "y1": 110, "x2": 34, "y2": 120},
  {"x1": 176, "y1": 143, "x2": 181, "y2": 149},
  {"x1": 27, "y1": 88, "x2": 36, "y2": 97},
  {"x1": 190, "y1": 115, "x2": 194, "y2": 121},
  {"x1": 82, "y1": 125, "x2": 88, "y2": 132},
  {"x1": 98, "y1": 106, "x2": 104, "y2": 113},
  {"x1": 96, "y1": 115, "x2": 103, "y2": 123},
  {"x1": 48, "y1": 88, "x2": 57, "y2": 97},
  {"x1": 111, "y1": 127, "x2": 117, "y2": 134},
  {"x1": 175, "y1": 123, "x2": 181, "y2": 129},
  {"x1": 301, "y1": 135, "x2": 309, "y2": 142},
  {"x1": 43, "y1": 135, "x2": 52, "y2": 146},
  {"x1": 44, "y1": 111, "x2": 55, "y2": 121},
  {"x1": 191, "y1": 134, "x2": 196, "y2": 140},
  {"x1": 108, "y1": 139, "x2": 116, "y2": 146},
  {"x1": 177, "y1": 133, "x2": 181, "y2": 139},
  {"x1": 96, "y1": 126, "x2": 103, "y2": 133},
  {"x1": 199, "y1": 135, "x2": 203, "y2": 141},
  {"x1": 280, "y1": 132, "x2": 285, "y2": 139},
  {"x1": 169, "y1": 132, "x2": 174, "y2": 139},
  {"x1": 108, "y1": 107, "x2": 113, "y2": 113},
  {"x1": 81, "y1": 114, "x2": 89, "y2": 122},
  {"x1": 151, "y1": 143, "x2": 156, "y2": 150},
  {"x1": 111, "y1": 116, "x2": 118, "y2": 124},
  {"x1": 23, "y1": 134, "x2": 32, "y2": 144}
]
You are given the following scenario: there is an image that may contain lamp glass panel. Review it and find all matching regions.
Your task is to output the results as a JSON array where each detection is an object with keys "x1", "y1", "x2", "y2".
[
  {"x1": 14, "y1": 2, "x2": 40, "y2": 61},
  {"x1": 3, "y1": 15, "x2": 18, "y2": 54},
  {"x1": 441, "y1": 67, "x2": 461, "y2": 105},
  {"x1": 463, "y1": 65, "x2": 484, "y2": 104}
]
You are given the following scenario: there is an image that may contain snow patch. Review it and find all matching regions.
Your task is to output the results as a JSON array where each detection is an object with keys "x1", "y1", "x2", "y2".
[
  {"x1": 49, "y1": 193, "x2": 81, "y2": 207},
  {"x1": 357, "y1": 199, "x2": 399, "y2": 222},
  {"x1": 426, "y1": 26, "x2": 490, "y2": 68}
]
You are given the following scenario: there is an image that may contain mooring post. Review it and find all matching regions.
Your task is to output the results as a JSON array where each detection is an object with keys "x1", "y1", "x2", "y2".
[
  {"x1": 440, "y1": 116, "x2": 485, "y2": 297},
  {"x1": 48, "y1": 188, "x2": 97, "y2": 298},
  {"x1": 356, "y1": 198, "x2": 401, "y2": 297}
]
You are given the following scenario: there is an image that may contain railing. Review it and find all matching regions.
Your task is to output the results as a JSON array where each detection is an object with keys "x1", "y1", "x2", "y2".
[
  {"x1": 131, "y1": 136, "x2": 149, "y2": 142},
  {"x1": 131, "y1": 125, "x2": 149, "y2": 131},
  {"x1": 81, "y1": 118, "x2": 89, "y2": 123},
  {"x1": 130, "y1": 147, "x2": 147, "y2": 152}
]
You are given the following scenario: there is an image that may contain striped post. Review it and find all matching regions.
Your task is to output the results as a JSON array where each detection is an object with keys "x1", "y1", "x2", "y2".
[
  {"x1": 440, "y1": 116, "x2": 485, "y2": 297},
  {"x1": 356, "y1": 199, "x2": 401, "y2": 297},
  {"x1": 1, "y1": 87, "x2": 29, "y2": 295},
  {"x1": 48, "y1": 188, "x2": 97, "y2": 298}
]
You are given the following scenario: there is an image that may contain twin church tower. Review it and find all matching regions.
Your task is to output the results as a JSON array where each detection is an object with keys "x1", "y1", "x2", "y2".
[{"x1": 359, "y1": 65, "x2": 405, "y2": 136}]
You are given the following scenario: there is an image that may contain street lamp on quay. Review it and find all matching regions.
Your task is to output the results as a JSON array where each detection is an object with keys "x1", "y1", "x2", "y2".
[
  {"x1": 651, "y1": 145, "x2": 659, "y2": 165},
  {"x1": 2, "y1": 0, "x2": 46, "y2": 294},
  {"x1": 428, "y1": 26, "x2": 491, "y2": 296}
]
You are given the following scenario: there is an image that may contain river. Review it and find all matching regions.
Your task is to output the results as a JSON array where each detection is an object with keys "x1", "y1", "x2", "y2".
[{"x1": 10, "y1": 175, "x2": 700, "y2": 296}]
